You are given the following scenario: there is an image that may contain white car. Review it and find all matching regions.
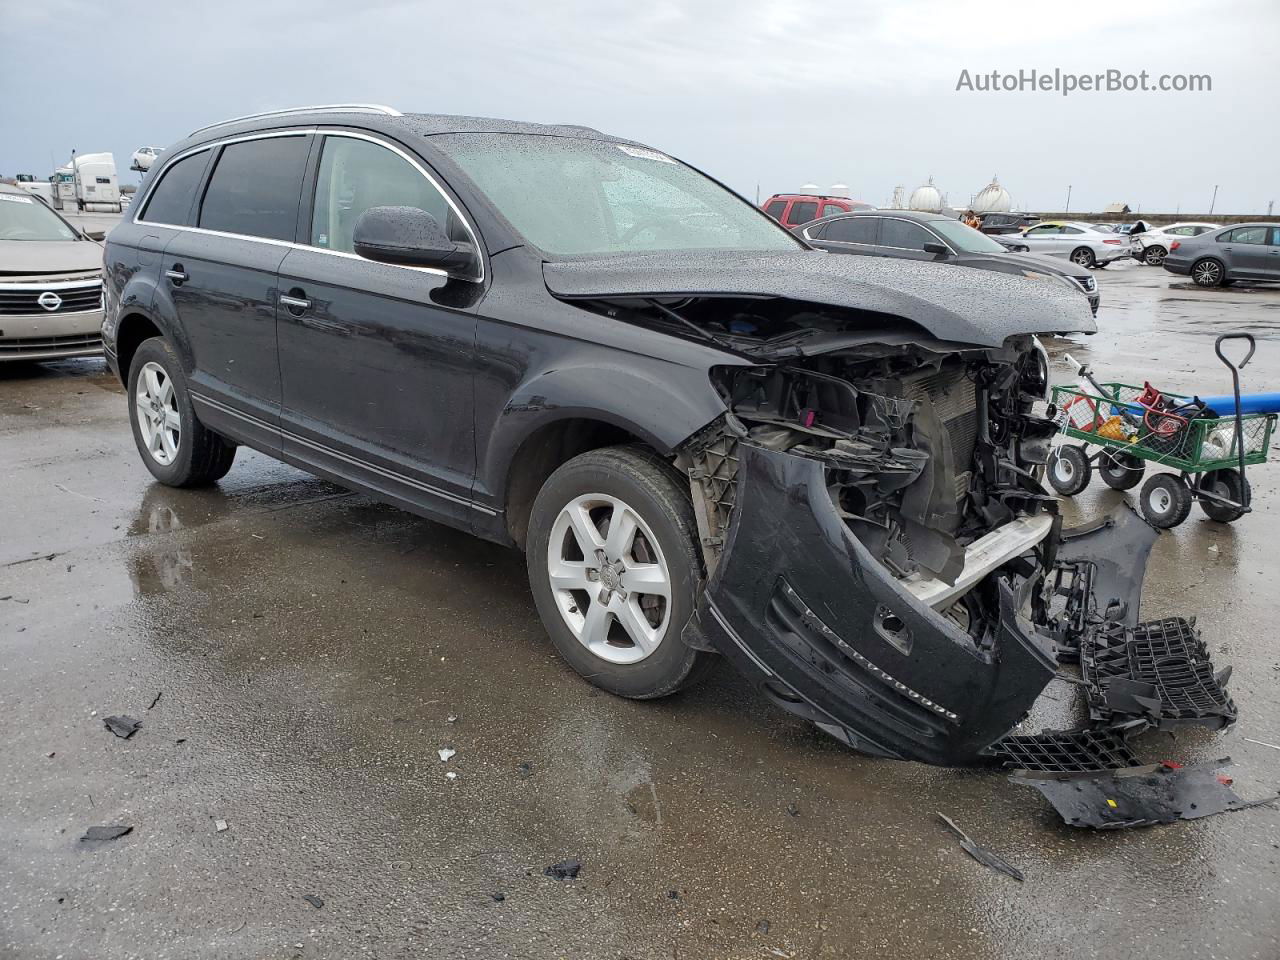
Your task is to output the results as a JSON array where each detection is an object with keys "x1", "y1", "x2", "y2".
[
  {"x1": 1015, "y1": 221, "x2": 1135, "y2": 268},
  {"x1": 1132, "y1": 222, "x2": 1220, "y2": 266},
  {"x1": 130, "y1": 146, "x2": 163, "y2": 173}
]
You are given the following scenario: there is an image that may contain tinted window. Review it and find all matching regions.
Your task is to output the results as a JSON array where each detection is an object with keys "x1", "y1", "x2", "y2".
[
  {"x1": 1192, "y1": 226, "x2": 1213, "y2": 235},
  {"x1": 1224, "y1": 226, "x2": 1267, "y2": 244},
  {"x1": 199, "y1": 136, "x2": 309, "y2": 241},
  {"x1": 1061, "y1": 226, "x2": 1084, "y2": 235},
  {"x1": 821, "y1": 217, "x2": 879, "y2": 244},
  {"x1": 821, "y1": 203, "x2": 847, "y2": 218},
  {"x1": 880, "y1": 219, "x2": 934, "y2": 250},
  {"x1": 764, "y1": 200, "x2": 787, "y2": 219},
  {"x1": 788, "y1": 201, "x2": 818, "y2": 224},
  {"x1": 1026, "y1": 224, "x2": 1061, "y2": 236},
  {"x1": 311, "y1": 136, "x2": 457, "y2": 253},
  {"x1": 1272, "y1": 227, "x2": 1280, "y2": 246},
  {"x1": 140, "y1": 150, "x2": 208, "y2": 226}
]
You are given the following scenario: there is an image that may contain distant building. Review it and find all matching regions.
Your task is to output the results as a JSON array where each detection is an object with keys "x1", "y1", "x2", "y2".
[{"x1": 1102, "y1": 202, "x2": 1132, "y2": 214}]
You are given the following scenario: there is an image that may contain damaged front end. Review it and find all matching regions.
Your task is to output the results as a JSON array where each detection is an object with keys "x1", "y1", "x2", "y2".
[{"x1": 675, "y1": 329, "x2": 1169, "y2": 765}]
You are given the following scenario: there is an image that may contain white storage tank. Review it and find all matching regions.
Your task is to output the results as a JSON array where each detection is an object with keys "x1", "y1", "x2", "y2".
[
  {"x1": 972, "y1": 176, "x2": 1012, "y2": 213},
  {"x1": 908, "y1": 177, "x2": 943, "y2": 213}
]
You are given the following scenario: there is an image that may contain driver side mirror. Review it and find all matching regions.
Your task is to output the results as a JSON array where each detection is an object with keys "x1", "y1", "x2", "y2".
[
  {"x1": 922, "y1": 242, "x2": 949, "y2": 257},
  {"x1": 84, "y1": 229, "x2": 106, "y2": 241},
  {"x1": 352, "y1": 206, "x2": 477, "y2": 277}
]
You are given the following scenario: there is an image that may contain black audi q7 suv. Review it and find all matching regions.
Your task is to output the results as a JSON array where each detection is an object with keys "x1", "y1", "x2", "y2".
[{"x1": 103, "y1": 105, "x2": 1153, "y2": 766}]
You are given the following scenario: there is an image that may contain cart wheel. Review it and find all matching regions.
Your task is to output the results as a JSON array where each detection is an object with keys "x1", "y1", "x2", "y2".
[
  {"x1": 1140, "y1": 473, "x2": 1193, "y2": 528},
  {"x1": 1098, "y1": 451, "x2": 1145, "y2": 490},
  {"x1": 1198, "y1": 469, "x2": 1250, "y2": 523},
  {"x1": 1048, "y1": 445, "x2": 1091, "y2": 496}
]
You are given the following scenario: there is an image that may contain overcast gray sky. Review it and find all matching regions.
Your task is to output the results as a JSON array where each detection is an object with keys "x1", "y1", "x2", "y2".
[{"x1": 1, "y1": 0, "x2": 1275, "y2": 213}]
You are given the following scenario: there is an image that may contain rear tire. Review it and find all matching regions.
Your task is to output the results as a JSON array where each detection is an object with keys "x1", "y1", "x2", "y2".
[
  {"x1": 1199, "y1": 469, "x2": 1250, "y2": 523},
  {"x1": 1144, "y1": 245, "x2": 1168, "y2": 266},
  {"x1": 1070, "y1": 247, "x2": 1096, "y2": 268},
  {"x1": 1140, "y1": 473, "x2": 1192, "y2": 528},
  {"x1": 1191, "y1": 258, "x2": 1225, "y2": 287},
  {"x1": 128, "y1": 337, "x2": 236, "y2": 487},
  {"x1": 1098, "y1": 451, "x2": 1145, "y2": 490},
  {"x1": 526, "y1": 445, "x2": 715, "y2": 700},
  {"x1": 1048, "y1": 445, "x2": 1091, "y2": 496}
]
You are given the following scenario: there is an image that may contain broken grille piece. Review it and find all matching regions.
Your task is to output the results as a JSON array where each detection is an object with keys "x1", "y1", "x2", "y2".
[
  {"x1": 990, "y1": 726, "x2": 1140, "y2": 773},
  {"x1": 1081, "y1": 617, "x2": 1236, "y2": 730}
]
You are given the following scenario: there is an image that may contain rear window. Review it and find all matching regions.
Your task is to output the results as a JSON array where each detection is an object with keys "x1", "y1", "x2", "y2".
[
  {"x1": 764, "y1": 200, "x2": 787, "y2": 219},
  {"x1": 199, "y1": 135, "x2": 310, "y2": 241},
  {"x1": 139, "y1": 150, "x2": 209, "y2": 226},
  {"x1": 820, "y1": 217, "x2": 878, "y2": 244},
  {"x1": 787, "y1": 201, "x2": 818, "y2": 224}
]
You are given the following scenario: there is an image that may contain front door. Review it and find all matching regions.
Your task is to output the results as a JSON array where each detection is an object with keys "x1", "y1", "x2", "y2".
[
  {"x1": 162, "y1": 132, "x2": 313, "y2": 448},
  {"x1": 275, "y1": 132, "x2": 483, "y2": 530},
  {"x1": 1219, "y1": 225, "x2": 1272, "y2": 279}
]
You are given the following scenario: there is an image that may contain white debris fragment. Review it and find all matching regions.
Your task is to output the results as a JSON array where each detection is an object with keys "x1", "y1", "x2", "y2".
[
  {"x1": 438, "y1": 747, "x2": 456, "y2": 763},
  {"x1": 214, "y1": 819, "x2": 228, "y2": 832},
  {"x1": 446, "y1": 714, "x2": 458, "y2": 724},
  {"x1": 446, "y1": 771, "x2": 458, "y2": 781}
]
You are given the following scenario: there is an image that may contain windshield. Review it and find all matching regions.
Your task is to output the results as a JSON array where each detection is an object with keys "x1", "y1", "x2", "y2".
[
  {"x1": 927, "y1": 219, "x2": 1008, "y2": 254},
  {"x1": 0, "y1": 193, "x2": 78, "y2": 241},
  {"x1": 435, "y1": 133, "x2": 801, "y2": 257}
]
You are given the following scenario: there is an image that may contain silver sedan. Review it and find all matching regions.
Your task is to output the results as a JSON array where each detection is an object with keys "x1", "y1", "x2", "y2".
[{"x1": 1015, "y1": 221, "x2": 1136, "y2": 268}]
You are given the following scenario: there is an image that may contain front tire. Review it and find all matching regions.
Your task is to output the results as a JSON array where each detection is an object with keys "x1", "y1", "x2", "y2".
[
  {"x1": 1191, "y1": 258, "x2": 1225, "y2": 287},
  {"x1": 1140, "y1": 473, "x2": 1192, "y2": 528},
  {"x1": 128, "y1": 337, "x2": 236, "y2": 487},
  {"x1": 1048, "y1": 445, "x2": 1091, "y2": 496},
  {"x1": 1144, "y1": 245, "x2": 1168, "y2": 266},
  {"x1": 526, "y1": 445, "x2": 715, "y2": 700},
  {"x1": 1099, "y1": 451, "x2": 1145, "y2": 490}
]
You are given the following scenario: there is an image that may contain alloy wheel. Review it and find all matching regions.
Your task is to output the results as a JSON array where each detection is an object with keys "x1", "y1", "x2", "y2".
[
  {"x1": 1193, "y1": 260, "x2": 1222, "y2": 286},
  {"x1": 546, "y1": 493, "x2": 672, "y2": 664},
  {"x1": 134, "y1": 361, "x2": 180, "y2": 465}
]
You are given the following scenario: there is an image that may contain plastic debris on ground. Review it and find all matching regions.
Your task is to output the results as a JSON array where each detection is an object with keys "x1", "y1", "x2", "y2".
[
  {"x1": 80, "y1": 825, "x2": 132, "y2": 842},
  {"x1": 102, "y1": 716, "x2": 141, "y2": 739},
  {"x1": 937, "y1": 813, "x2": 1025, "y2": 881},
  {"x1": 1009, "y1": 758, "x2": 1279, "y2": 829},
  {"x1": 544, "y1": 858, "x2": 582, "y2": 879},
  {"x1": 214, "y1": 819, "x2": 228, "y2": 832},
  {"x1": 302, "y1": 895, "x2": 324, "y2": 909},
  {"x1": 438, "y1": 747, "x2": 456, "y2": 762}
]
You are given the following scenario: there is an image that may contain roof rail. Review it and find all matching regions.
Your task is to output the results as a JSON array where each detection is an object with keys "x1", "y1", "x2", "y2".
[{"x1": 188, "y1": 104, "x2": 402, "y2": 137}]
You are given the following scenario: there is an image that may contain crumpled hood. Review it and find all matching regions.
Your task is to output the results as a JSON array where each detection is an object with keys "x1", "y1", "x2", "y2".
[
  {"x1": 544, "y1": 249, "x2": 1095, "y2": 347},
  {"x1": 0, "y1": 239, "x2": 103, "y2": 276}
]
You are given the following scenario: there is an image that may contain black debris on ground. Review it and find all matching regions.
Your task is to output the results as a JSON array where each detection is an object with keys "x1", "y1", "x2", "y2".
[
  {"x1": 989, "y1": 724, "x2": 1142, "y2": 772},
  {"x1": 785, "y1": 803, "x2": 800, "y2": 817},
  {"x1": 543, "y1": 858, "x2": 582, "y2": 880},
  {"x1": 302, "y1": 895, "x2": 324, "y2": 909},
  {"x1": 1010, "y1": 758, "x2": 1279, "y2": 829},
  {"x1": 937, "y1": 813, "x2": 1025, "y2": 881},
  {"x1": 516, "y1": 762, "x2": 533, "y2": 777},
  {"x1": 490, "y1": 892, "x2": 505, "y2": 902},
  {"x1": 755, "y1": 920, "x2": 771, "y2": 936},
  {"x1": 80, "y1": 825, "x2": 132, "y2": 842},
  {"x1": 102, "y1": 716, "x2": 141, "y2": 739},
  {"x1": 147, "y1": 692, "x2": 162, "y2": 710},
  {"x1": 667, "y1": 889, "x2": 680, "y2": 900}
]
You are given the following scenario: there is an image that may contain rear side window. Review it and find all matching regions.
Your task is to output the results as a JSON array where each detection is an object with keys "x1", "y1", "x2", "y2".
[
  {"x1": 821, "y1": 217, "x2": 879, "y2": 244},
  {"x1": 787, "y1": 201, "x2": 818, "y2": 224},
  {"x1": 199, "y1": 135, "x2": 310, "y2": 241},
  {"x1": 764, "y1": 200, "x2": 787, "y2": 219},
  {"x1": 820, "y1": 203, "x2": 847, "y2": 218},
  {"x1": 1061, "y1": 226, "x2": 1084, "y2": 235},
  {"x1": 880, "y1": 219, "x2": 933, "y2": 250},
  {"x1": 1223, "y1": 226, "x2": 1267, "y2": 244},
  {"x1": 139, "y1": 150, "x2": 209, "y2": 226}
]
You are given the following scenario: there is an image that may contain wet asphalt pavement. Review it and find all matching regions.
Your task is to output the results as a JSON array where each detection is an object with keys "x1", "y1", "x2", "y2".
[{"x1": 3, "y1": 261, "x2": 1280, "y2": 960}]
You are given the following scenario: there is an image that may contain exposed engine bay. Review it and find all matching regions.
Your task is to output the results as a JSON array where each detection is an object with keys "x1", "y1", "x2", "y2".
[{"x1": 594, "y1": 295, "x2": 1241, "y2": 779}]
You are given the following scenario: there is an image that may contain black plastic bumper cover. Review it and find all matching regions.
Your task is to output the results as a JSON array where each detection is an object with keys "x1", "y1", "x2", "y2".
[{"x1": 697, "y1": 443, "x2": 1062, "y2": 765}]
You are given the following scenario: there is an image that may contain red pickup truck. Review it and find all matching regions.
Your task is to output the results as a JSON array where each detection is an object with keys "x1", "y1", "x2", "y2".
[{"x1": 762, "y1": 193, "x2": 874, "y2": 229}]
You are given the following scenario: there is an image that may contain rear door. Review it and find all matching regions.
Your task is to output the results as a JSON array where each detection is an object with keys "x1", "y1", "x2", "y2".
[
  {"x1": 806, "y1": 215, "x2": 880, "y2": 256},
  {"x1": 1268, "y1": 227, "x2": 1280, "y2": 279},
  {"x1": 274, "y1": 130, "x2": 482, "y2": 530},
  {"x1": 783, "y1": 199, "x2": 819, "y2": 229},
  {"x1": 1218, "y1": 225, "x2": 1272, "y2": 278},
  {"x1": 160, "y1": 132, "x2": 312, "y2": 449}
]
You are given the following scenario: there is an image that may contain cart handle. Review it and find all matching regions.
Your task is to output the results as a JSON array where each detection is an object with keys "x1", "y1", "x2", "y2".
[{"x1": 1215, "y1": 332, "x2": 1255, "y2": 371}]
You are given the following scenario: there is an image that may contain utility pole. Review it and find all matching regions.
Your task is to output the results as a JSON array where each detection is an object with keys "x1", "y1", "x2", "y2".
[
  {"x1": 1268, "y1": 200, "x2": 1274, "y2": 217},
  {"x1": 1209, "y1": 184, "x2": 1219, "y2": 215},
  {"x1": 1065, "y1": 185, "x2": 1072, "y2": 213}
]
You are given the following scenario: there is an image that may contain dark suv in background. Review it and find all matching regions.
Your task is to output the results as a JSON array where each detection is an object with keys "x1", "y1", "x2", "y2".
[{"x1": 103, "y1": 105, "x2": 1138, "y2": 766}]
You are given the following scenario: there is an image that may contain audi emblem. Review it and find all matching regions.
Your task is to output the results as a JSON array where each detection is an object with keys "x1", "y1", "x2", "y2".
[{"x1": 37, "y1": 291, "x2": 63, "y2": 312}]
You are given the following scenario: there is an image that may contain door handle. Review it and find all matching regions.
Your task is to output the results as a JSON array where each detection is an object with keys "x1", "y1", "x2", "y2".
[
  {"x1": 165, "y1": 265, "x2": 188, "y2": 284},
  {"x1": 279, "y1": 294, "x2": 311, "y2": 310}
]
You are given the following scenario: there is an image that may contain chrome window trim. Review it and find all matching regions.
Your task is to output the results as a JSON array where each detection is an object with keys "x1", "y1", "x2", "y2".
[{"x1": 132, "y1": 127, "x2": 485, "y2": 284}]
